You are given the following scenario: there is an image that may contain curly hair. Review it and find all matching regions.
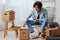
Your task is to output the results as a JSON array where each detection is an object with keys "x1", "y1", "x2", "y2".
[{"x1": 33, "y1": 1, "x2": 42, "y2": 9}]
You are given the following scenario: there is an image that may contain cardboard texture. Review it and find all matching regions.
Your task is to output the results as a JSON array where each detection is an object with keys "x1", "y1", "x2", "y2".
[
  {"x1": 2, "y1": 10, "x2": 15, "y2": 22},
  {"x1": 46, "y1": 27, "x2": 60, "y2": 37},
  {"x1": 45, "y1": 27, "x2": 58, "y2": 37},
  {"x1": 20, "y1": 28, "x2": 29, "y2": 40}
]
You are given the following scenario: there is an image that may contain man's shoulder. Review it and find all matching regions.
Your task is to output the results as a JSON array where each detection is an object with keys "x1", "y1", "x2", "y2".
[{"x1": 41, "y1": 8, "x2": 47, "y2": 11}]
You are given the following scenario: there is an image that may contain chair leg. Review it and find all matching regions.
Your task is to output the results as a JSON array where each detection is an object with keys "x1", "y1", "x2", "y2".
[
  {"x1": 15, "y1": 30, "x2": 18, "y2": 37},
  {"x1": 4, "y1": 21, "x2": 8, "y2": 38},
  {"x1": 11, "y1": 20, "x2": 14, "y2": 27},
  {"x1": 4, "y1": 30, "x2": 7, "y2": 38}
]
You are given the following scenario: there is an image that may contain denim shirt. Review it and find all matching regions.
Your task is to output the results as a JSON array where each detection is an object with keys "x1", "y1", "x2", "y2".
[{"x1": 26, "y1": 8, "x2": 48, "y2": 21}]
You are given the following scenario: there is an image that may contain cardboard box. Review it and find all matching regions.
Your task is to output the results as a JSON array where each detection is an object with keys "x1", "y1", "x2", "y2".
[
  {"x1": 49, "y1": 30, "x2": 56, "y2": 37},
  {"x1": 46, "y1": 27, "x2": 60, "y2": 37},
  {"x1": 2, "y1": 10, "x2": 15, "y2": 21},
  {"x1": 54, "y1": 27, "x2": 60, "y2": 37},
  {"x1": 45, "y1": 27, "x2": 58, "y2": 37},
  {"x1": 20, "y1": 28, "x2": 29, "y2": 40}
]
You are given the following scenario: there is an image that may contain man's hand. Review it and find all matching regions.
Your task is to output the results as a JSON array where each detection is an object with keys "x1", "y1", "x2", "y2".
[
  {"x1": 23, "y1": 22, "x2": 26, "y2": 27},
  {"x1": 34, "y1": 19, "x2": 39, "y2": 22}
]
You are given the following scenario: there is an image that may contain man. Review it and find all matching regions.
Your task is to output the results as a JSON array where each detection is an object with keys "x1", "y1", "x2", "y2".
[{"x1": 23, "y1": 1, "x2": 48, "y2": 37}]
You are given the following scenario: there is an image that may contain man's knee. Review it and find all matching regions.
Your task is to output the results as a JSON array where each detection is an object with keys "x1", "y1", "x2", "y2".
[
  {"x1": 26, "y1": 20, "x2": 31, "y2": 24},
  {"x1": 42, "y1": 19, "x2": 48, "y2": 26},
  {"x1": 42, "y1": 19, "x2": 47, "y2": 24},
  {"x1": 44, "y1": 19, "x2": 47, "y2": 22}
]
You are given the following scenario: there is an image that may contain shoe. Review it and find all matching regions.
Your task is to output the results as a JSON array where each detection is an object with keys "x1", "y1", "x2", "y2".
[
  {"x1": 41, "y1": 33, "x2": 45, "y2": 38},
  {"x1": 38, "y1": 32, "x2": 41, "y2": 37},
  {"x1": 30, "y1": 32, "x2": 38, "y2": 39}
]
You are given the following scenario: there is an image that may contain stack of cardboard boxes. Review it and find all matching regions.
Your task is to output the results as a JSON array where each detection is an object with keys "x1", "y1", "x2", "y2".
[
  {"x1": 2, "y1": 10, "x2": 30, "y2": 40},
  {"x1": 2, "y1": 10, "x2": 16, "y2": 37}
]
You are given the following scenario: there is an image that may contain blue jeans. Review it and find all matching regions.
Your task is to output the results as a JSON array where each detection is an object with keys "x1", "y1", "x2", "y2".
[{"x1": 26, "y1": 20, "x2": 47, "y2": 33}]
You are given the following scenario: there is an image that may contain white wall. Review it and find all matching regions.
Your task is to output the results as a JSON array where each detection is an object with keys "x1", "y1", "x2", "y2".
[
  {"x1": 5, "y1": 0, "x2": 35, "y2": 26},
  {"x1": 0, "y1": 0, "x2": 60, "y2": 31},
  {"x1": 0, "y1": 4, "x2": 4, "y2": 31},
  {"x1": 55, "y1": 0, "x2": 60, "y2": 25},
  {"x1": 0, "y1": 0, "x2": 36, "y2": 31}
]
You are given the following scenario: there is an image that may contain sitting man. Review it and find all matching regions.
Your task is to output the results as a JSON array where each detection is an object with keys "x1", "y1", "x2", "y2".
[{"x1": 23, "y1": 1, "x2": 48, "y2": 37}]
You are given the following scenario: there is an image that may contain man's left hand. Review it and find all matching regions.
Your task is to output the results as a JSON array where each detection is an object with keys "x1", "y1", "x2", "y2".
[{"x1": 34, "y1": 19, "x2": 39, "y2": 22}]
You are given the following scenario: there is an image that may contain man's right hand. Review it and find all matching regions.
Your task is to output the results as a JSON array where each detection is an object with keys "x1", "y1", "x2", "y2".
[{"x1": 34, "y1": 19, "x2": 39, "y2": 22}]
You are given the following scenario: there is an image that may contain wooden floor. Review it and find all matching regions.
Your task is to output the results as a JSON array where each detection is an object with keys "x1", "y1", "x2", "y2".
[{"x1": 0, "y1": 31, "x2": 46, "y2": 40}]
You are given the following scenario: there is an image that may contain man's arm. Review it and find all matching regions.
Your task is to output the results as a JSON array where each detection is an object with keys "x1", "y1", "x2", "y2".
[
  {"x1": 26, "y1": 13, "x2": 32, "y2": 21},
  {"x1": 44, "y1": 9, "x2": 48, "y2": 20},
  {"x1": 23, "y1": 11, "x2": 32, "y2": 27},
  {"x1": 40, "y1": 9, "x2": 48, "y2": 21}
]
